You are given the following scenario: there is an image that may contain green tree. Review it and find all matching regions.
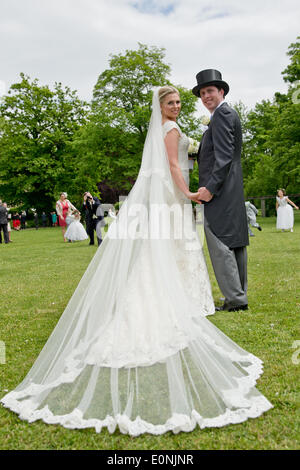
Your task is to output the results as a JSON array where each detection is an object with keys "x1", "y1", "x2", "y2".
[
  {"x1": 233, "y1": 101, "x2": 252, "y2": 172},
  {"x1": 0, "y1": 73, "x2": 88, "y2": 210},
  {"x1": 240, "y1": 37, "x2": 300, "y2": 213},
  {"x1": 73, "y1": 44, "x2": 201, "y2": 202},
  {"x1": 282, "y1": 36, "x2": 300, "y2": 84},
  {"x1": 93, "y1": 43, "x2": 171, "y2": 138},
  {"x1": 71, "y1": 105, "x2": 140, "y2": 200}
]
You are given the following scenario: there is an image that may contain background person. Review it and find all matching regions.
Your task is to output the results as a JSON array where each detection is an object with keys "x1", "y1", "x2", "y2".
[
  {"x1": 0, "y1": 200, "x2": 9, "y2": 244},
  {"x1": 21, "y1": 211, "x2": 27, "y2": 229},
  {"x1": 276, "y1": 189, "x2": 299, "y2": 232},
  {"x1": 56, "y1": 192, "x2": 78, "y2": 242},
  {"x1": 12, "y1": 213, "x2": 21, "y2": 231},
  {"x1": 82, "y1": 192, "x2": 101, "y2": 246},
  {"x1": 4, "y1": 204, "x2": 12, "y2": 242},
  {"x1": 42, "y1": 212, "x2": 47, "y2": 227},
  {"x1": 65, "y1": 210, "x2": 88, "y2": 242},
  {"x1": 245, "y1": 201, "x2": 262, "y2": 237},
  {"x1": 33, "y1": 211, "x2": 39, "y2": 230},
  {"x1": 51, "y1": 211, "x2": 57, "y2": 227}
]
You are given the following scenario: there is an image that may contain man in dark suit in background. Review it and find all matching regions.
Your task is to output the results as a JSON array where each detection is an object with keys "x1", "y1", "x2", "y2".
[
  {"x1": 82, "y1": 192, "x2": 102, "y2": 246},
  {"x1": 0, "y1": 200, "x2": 9, "y2": 244},
  {"x1": 192, "y1": 69, "x2": 249, "y2": 312}
]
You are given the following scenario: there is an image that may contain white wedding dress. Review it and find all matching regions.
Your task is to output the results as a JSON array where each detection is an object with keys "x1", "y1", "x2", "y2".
[
  {"x1": 65, "y1": 216, "x2": 89, "y2": 242},
  {"x1": 1, "y1": 90, "x2": 272, "y2": 436},
  {"x1": 276, "y1": 196, "x2": 294, "y2": 230}
]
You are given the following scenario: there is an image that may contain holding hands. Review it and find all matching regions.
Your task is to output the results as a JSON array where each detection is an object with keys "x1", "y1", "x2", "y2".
[
  {"x1": 189, "y1": 187, "x2": 213, "y2": 204},
  {"x1": 197, "y1": 187, "x2": 213, "y2": 202},
  {"x1": 188, "y1": 192, "x2": 203, "y2": 204}
]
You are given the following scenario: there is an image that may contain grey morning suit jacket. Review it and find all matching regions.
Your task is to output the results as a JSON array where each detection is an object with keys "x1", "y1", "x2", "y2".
[{"x1": 197, "y1": 102, "x2": 249, "y2": 249}]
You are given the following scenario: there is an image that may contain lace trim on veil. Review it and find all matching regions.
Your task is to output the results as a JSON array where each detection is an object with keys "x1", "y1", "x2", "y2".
[
  {"x1": 1, "y1": 328, "x2": 273, "y2": 437},
  {"x1": 1, "y1": 353, "x2": 272, "y2": 436},
  {"x1": 1, "y1": 396, "x2": 272, "y2": 436}
]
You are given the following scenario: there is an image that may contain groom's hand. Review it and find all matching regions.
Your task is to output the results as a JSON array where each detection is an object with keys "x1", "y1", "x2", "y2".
[{"x1": 197, "y1": 187, "x2": 213, "y2": 202}]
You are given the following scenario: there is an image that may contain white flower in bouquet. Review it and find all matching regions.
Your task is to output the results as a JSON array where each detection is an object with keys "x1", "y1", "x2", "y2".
[
  {"x1": 201, "y1": 115, "x2": 210, "y2": 126},
  {"x1": 188, "y1": 137, "x2": 200, "y2": 154}
]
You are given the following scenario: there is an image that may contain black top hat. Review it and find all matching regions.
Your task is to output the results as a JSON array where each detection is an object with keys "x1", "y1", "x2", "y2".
[{"x1": 192, "y1": 69, "x2": 229, "y2": 97}]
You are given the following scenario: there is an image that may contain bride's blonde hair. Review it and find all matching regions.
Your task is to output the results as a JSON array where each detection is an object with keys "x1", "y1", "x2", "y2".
[{"x1": 158, "y1": 86, "x2": 180, "y2": 102}]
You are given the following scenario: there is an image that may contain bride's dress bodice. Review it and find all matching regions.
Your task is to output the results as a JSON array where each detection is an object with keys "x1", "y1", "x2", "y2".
[{"x1": 162, "y1": 120, "x2": 190, "y2": 186}]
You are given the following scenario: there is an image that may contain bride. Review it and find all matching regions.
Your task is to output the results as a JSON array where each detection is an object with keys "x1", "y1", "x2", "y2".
[{"x1": 1, "y1": 87, "x2": 272, "y2": 436}]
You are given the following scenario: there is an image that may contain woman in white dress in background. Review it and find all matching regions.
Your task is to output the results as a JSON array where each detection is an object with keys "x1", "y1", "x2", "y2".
[
  {"x1": 65, "y1": 210, "x2": 88, "y2": 242},
  {"x1": 276, "y1": 189, "x2": 299, "y2": 232},
  {"x1": 1, "y1": 87, "x2": 272, "y2": 436}
]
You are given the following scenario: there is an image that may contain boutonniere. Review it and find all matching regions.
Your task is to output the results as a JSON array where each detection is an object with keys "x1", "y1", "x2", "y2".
[{"x1": 201, "y1": 116, "x2": 210, "y2": 126}]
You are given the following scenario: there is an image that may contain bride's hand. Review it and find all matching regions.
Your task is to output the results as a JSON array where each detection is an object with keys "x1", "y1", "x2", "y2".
[{"x1": 188, "y1": 192, "x2": 202, "y2": 204}]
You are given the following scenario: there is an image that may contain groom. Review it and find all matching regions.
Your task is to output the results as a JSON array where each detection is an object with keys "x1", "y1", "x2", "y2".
[{"x1": 192, "y1": 69, "x2": 249, "y2": 312}]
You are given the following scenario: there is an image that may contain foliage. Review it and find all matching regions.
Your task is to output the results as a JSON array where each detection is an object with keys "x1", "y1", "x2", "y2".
[
  {"x1": 1, "y1": 38, "x2": 299, "y2": 211},
  {"x1": 93, "y1": 43, "x2": 171, "y2": 137},
  {"x1": 0, "y1": 73, "x2": 88, "y2": 211},
  {"x1": 70, "y1": 106, "x2": 140, "y2": 200},
  {"x1": 236, "y1": 37, "x2": 300, "y2": 213},
  {"x1": 73, "y1": 43, "x2": 201, "y2": 203},
  {"x1": 281, "y1": 36, "x2": 300, "y2": 84}
]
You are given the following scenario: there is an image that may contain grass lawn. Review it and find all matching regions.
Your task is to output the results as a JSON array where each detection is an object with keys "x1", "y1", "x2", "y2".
[{"x1": 0, "y1": 214, "x2": 299, "y2": 450}]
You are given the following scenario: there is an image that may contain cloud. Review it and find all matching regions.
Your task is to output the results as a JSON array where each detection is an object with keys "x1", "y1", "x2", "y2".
[
  {"x1": 131, "y1": 0, "x2": 175, "y2": 15},
  {"x1": 0, "y1": 0, "x2": 299, "y2": 116}
]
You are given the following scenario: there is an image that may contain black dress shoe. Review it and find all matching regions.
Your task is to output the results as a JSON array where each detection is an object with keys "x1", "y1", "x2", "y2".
[
  {"x1": 228, "y1": 304, "x2": 248, "y2": 312},
  {"x1": 215, "y1": 304, "x2": 248, "y2": 312},
  {"x1": 215, "y1": 305, "x2": 226, "y2": 311},
  {"x1": 258, "y1": 226, "x2": 262, "y2": 231}
]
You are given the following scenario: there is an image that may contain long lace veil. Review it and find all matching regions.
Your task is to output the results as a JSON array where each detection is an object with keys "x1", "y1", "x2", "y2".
[
  {"x1": 1, "y1": 88, "x2": 272, "y2": 436},
  {"x1": 5, "y1": 87, "x2": 199, "y2": 384}
]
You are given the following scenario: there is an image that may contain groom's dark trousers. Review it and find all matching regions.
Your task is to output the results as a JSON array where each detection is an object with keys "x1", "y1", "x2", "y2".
[{"x1": 197, "y1": 102, "x2": 249, "y2": 309}]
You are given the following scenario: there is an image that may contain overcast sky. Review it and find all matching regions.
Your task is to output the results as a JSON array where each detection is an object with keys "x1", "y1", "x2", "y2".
[{"x1": 0, "y1": 0, "x2": 299, "y2": 116}]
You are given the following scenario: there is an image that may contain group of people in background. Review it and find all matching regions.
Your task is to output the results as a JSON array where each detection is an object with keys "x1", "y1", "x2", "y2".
[
  {"x1": 33, "y1": 211, "x2": 57, "y2": 229},
  {"x1": 55, "y1": 191, "x2": 105, "y2": 245},
  {"x1": 1, "y1": 192, "x2": 107, "y2": 246},
  {"x1": 1, "y1": 190, "x2": 298, "y2": 246},
  {"x1": 12, "y1": 211, "x2": 26, "y2": 230}
]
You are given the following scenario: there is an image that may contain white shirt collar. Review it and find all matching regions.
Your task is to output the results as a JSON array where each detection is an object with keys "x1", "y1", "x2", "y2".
[{"x1": 210, "y1": 100, "x2": 226, "y2": 118}]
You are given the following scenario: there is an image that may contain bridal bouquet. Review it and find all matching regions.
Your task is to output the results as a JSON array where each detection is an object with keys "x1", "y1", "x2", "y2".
[{"x1": 188, "y1": 137, "x2": 200, "y2": 154}]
